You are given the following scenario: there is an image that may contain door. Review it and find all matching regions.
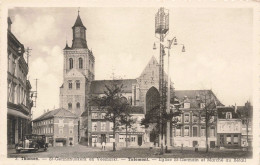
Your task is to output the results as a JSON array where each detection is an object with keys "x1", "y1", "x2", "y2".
[
  {"x1": 138, "y1": 136, "x2": 142, "y2": 146},
  {"x1": 101, "y1": 134, "x2": 106, "y2": 143},
  {"x1": 220, "y1": 135, "x2": 224, "y2": 147},
  {"x1": 193, "y1": 141, "x2": 198, "y2": 147},
  {"x1": 210, "y1": 141, "x2": 215, "y2": 148}
]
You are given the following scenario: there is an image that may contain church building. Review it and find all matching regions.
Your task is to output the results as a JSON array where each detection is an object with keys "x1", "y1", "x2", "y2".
[{"x1": 59, "y1": 12, "x2": 95, "y2": 142}]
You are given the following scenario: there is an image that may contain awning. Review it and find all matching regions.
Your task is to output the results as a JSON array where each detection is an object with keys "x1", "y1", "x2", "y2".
[{"x1": 8, "y1": 108, "x2": 31, "y2": 120}]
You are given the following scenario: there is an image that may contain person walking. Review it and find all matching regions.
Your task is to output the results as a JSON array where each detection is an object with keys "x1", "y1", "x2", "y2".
[
  {"x1": 102, "y1": 141, "x2": 106, "y2": 151},
  {"x1": 195, "y1": 144, "x2": 199, "y2": 152}
]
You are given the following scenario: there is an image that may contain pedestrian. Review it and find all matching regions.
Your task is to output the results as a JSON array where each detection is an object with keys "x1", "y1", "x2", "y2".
[
  {"x1": 181, "y1": 143, "x2": 183, "y2": 153},
  {"x1": 102, "y1": 141, "x2": 106, "y2": 151},
  {"x1": 195, "y1": 144, "x2": 199, "y2": 152},
  {"x1": 25, "y1": 137, "x2": 29, "y2": 148}
]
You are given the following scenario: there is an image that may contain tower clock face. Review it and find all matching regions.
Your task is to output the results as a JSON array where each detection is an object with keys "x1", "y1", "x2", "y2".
[{"x1": 75, "y1": 27, "x2": 80, "y2": 38}]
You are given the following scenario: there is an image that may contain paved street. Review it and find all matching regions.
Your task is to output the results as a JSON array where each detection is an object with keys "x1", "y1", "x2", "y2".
[{"x1": 8, "y1": 145, "x2": 252, "y2": 159}]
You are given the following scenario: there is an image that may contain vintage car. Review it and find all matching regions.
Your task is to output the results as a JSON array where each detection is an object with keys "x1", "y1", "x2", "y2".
[{"x1": 15, "y1": 134, "x2": 48, "y2": 153}]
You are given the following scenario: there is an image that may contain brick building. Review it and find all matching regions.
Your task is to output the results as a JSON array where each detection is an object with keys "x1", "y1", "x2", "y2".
[
  {"x1": 7, "y1": 17, "x2": 33, "y2": 148},
  {"x1": 32, "y1": 108, "x2": 78, "y2": 147}
]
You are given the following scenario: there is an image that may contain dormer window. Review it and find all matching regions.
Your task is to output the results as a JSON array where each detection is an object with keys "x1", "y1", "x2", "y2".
[
  {"x1": 184, "y1": 103, "x2": 190, "y2": 109},
  {"x1": 226, "y1": 112, "x2": 232, "y2": 119}
]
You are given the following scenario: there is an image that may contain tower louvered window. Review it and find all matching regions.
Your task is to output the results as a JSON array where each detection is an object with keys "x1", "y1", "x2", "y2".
[
  {"x1": 69, "y1": 58, "x2": 73, "y2": 69},
  {"x1": 79, "y1": 58, "x2": 83, "y2": 69}
]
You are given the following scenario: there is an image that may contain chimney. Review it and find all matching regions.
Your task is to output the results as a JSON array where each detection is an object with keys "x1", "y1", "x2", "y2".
[
  {"x1": 8, "y1": 17, "x2": 12, "y2": 32},
  {"x1": 234, "y1": 103, "x2": 237, "y2": 113}
]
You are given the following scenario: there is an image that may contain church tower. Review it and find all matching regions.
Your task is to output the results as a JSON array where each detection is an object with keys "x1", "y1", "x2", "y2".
[{"x1": 60, "y1": 11, "x2": 95, "y2": 117}]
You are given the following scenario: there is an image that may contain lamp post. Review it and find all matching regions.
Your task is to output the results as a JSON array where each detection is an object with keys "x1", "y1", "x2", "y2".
[{"x1": 154, "y1": 39, "x2": 185, "y2": 151}]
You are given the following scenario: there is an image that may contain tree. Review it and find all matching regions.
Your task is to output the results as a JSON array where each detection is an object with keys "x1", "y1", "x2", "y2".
[
  {"x1": 238, "y1": 101, "x2": 252, "y2": 151},
  {"x1": 90, "y1": 83, "x2": 128, "y2": 151},
  {"x1": 120, "y1": 105, "x2": 135, "y2": 147},
  {"x1": 199, "y1": 90, "x2": 218, "y2": 153}
]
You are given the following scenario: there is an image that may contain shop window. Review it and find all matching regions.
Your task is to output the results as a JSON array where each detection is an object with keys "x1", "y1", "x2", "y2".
[
  {"x1": 227, "y1": 135, "x2": 231, "y2": 144},
  {"x1": 234, "y1": 135, "x2": 238, "y2": 144}
]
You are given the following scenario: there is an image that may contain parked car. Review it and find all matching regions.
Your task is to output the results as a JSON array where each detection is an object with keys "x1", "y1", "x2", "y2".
[{"x1": 15, "y1": 134, "x2": 48, "y2": 153}]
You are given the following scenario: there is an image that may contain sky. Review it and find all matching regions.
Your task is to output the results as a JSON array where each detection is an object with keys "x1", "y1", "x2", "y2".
[{"x1": 8, "y1": 7, "x2": 253, "y2": 119}]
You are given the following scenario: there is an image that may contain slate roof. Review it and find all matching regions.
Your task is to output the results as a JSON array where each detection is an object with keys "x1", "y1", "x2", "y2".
[
  {"x1": 33, "y1": 108, "x2": 77, "y2": 122},
  {"x1": 174, "y1": 90, "x2": 224, "y2": 109},
  {"x1": 217, "y1": 106, "x2": 239, "y2": 119},
  {"x1": 72, "y1": 14, "x2": 86, "y2": 29},
  {"x1": 90, "y1": 79, "x2": 137, "y2": 94}
]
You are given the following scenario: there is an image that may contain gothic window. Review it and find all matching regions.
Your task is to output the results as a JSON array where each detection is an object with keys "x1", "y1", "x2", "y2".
[
  {"x1": 76, "y1": 102, "x2": 80, "y2": 109},
  {"x1": 69, "y1": 58, "x2": 73, "y2": 69},
  {"x1": 68, "y1": 103, "x2": 72, "y2": 110},
  {"x1": 76, "y1": 81, "x2": 80, "y2": 89},
  {"x1": 79, "y1": 58, "x2": 83, "y2": 69},
  {"x1": 68, "y1": 81, "x2": 72, "y2": 90}
]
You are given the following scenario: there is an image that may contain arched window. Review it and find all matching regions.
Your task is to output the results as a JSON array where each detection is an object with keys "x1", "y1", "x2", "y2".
[
  {"x1": 68, "y1": 103, "x2": 72, "y2": 110},
  {"x1": 69, "y1": 58, "x2": 73, "y2": 69},
  {"x1": 79, "y1": 58, "x2": 83, "y2": 69},
  {"x1": 76, "y1": 102, "x2": 80, "y2": 109}
]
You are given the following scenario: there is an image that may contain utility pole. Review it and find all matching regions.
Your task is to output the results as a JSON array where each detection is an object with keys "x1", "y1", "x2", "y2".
[{"x1": 26, "y1": 47, "x2": 32, "y2": 66}]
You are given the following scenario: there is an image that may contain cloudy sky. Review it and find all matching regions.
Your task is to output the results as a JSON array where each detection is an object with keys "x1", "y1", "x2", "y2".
[{"x1": 8, "y1": 7, "x2": 253, "y2": 119}]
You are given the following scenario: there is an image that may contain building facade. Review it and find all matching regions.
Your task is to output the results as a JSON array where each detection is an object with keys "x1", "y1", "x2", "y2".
[
  {"x1": 59, "y1": 12, "x2": 95, "y2": 141},
  {"x1": 88, "y1": 79, "x2": 147, "y2": 147},
  {"x1": 32, "y1": 108, "x2": 78, "y2": 147},
  {"x1": 7, "y1": 17, "x2": 33, "y2": 148},
  {"x1": 217, "y1": 107, "x2": 242, "y2": 148},
  {"x1": 171, "y1": 90, "x2": 219, "y2": 148}
]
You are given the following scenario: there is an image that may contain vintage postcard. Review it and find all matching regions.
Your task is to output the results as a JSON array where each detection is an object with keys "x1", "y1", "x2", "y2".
[{"x1": 0, "y1": 0, "x2": 259, "y2": 164}]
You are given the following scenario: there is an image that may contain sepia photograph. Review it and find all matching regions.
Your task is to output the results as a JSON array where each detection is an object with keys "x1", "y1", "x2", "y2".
[{"x1": 1, "y1": 1, "x2": 259, "y2": 164}]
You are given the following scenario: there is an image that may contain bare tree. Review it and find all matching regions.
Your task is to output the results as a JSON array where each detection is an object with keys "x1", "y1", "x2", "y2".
[
  {"x1": 90, "y1": 83, "x2": 127, "y2": 151},
  {"x1": 199, "y1": 90, "x2": 218, "y2": 153}
]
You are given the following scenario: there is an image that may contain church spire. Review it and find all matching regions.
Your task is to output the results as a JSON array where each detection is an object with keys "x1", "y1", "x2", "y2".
[{"x1": 71, "y1": 9, "x2": 88, "y2": 49}]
